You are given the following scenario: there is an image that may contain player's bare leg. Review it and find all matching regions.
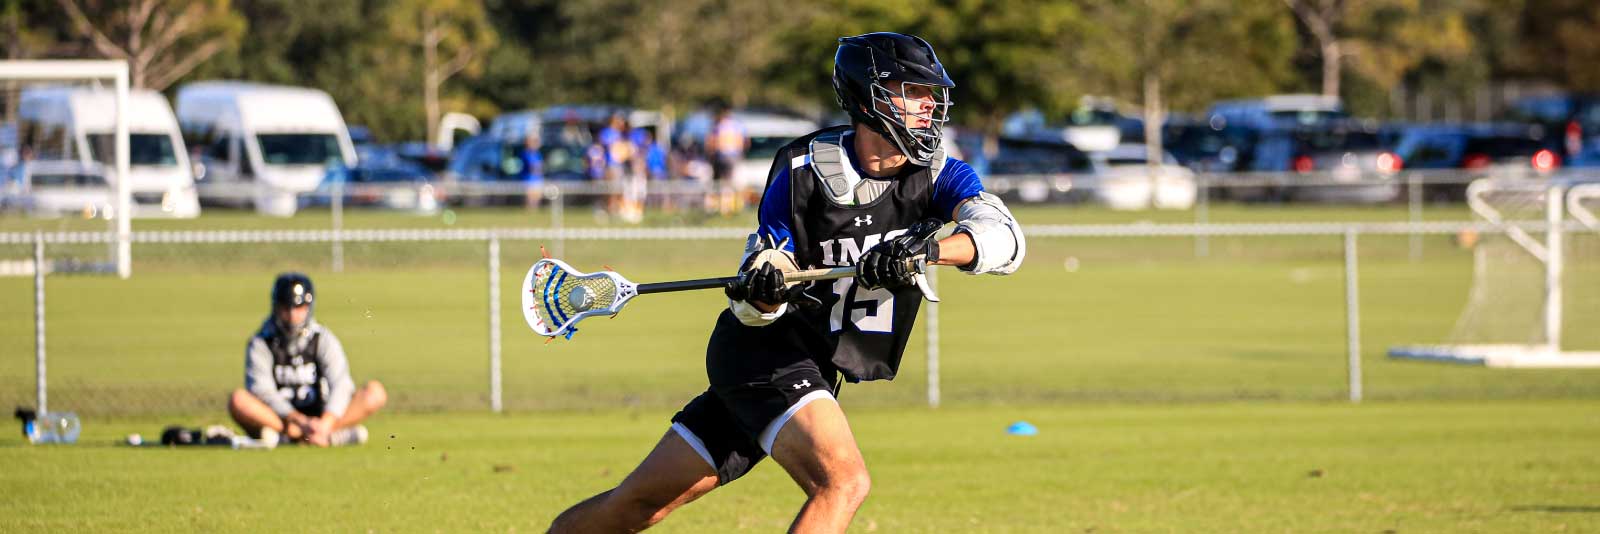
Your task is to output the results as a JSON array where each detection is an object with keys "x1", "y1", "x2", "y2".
[
  {"x1": 331, "y1": 380, "x2": 387, "y2": 430},
  {"x1": 227, "y1": 389, "x2": 302, "y2": 440},
  {"x1": 548, "y1": 430, "x2": 720, "y2": 533},
  {"x1": 769, "y1": 398, "x2": 871, "y2": 534}
]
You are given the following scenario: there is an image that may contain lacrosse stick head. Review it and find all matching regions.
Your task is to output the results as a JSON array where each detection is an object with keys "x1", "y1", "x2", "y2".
[{"x1": 522, "y1": 258, "x2": 638, "y2": 339}]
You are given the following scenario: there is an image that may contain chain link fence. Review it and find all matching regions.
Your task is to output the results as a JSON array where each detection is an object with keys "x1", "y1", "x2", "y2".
[{"x1": 3, "y1": 171, "x2": 1599, "y2": 418}]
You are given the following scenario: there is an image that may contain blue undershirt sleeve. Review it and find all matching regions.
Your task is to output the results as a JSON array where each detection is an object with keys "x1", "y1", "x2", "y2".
[
  {"x1": 756, "y1": 167, "x2": 796, "y2": 252},
  {"x1": 931, "y1": 157, "x2": 986, "y2": 222}
]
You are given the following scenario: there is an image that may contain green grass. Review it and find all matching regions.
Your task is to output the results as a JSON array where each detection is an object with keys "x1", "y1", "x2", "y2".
[
  {"x1": 1, "y1": 204, "x2": 1597, "y2": 531},
  {"x1": 1, "y1": 402, "x2": 1597, "y2": 532}
]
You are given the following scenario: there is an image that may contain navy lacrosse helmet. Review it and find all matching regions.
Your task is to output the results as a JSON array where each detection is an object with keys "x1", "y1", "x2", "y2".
[
  {"x1": 833, "y1": 32, "x2": 954, "y2": 166},
  {"x1": 271, "y1": 272, "x2": 315, "y2": 309}
]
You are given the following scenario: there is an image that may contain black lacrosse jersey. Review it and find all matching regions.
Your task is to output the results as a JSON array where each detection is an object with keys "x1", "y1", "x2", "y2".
[{"x1": 715, "y1": 125, "x2": 983, "y2": 382}]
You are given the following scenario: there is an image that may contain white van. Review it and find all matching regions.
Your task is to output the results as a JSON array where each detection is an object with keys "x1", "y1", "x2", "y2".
[
  {"x1": 176, "y1": 82, "x2": 358, "y2": 216},
  {"x1": 18, "y1": 86, "x2": 201, "y2": 218}
]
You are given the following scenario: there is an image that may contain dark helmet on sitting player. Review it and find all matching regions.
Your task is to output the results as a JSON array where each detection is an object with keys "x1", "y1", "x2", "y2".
[
  {"x1": 271, "y1": 272, "x2": 315, "y2": 332},
  {"x1": 833, "y1": 32, "x2": 954, "y2": 166}
]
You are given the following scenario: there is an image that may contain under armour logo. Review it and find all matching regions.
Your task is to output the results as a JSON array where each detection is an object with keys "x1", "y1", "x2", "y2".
[
  {"x1": 854, "y1": 216, "x2": 873, "y2": 227},
  {"x1": 792, "y1": 380, "x2": 812, "y2": 390}
]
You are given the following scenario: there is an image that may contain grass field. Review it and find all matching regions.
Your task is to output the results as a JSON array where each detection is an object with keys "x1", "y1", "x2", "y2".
[
  {"x1": 2, "y1": 402, "x2": 1597, "y2": 532},
  {"x1": 2, "y1": 203, "x2": 1598, "y2": 531}
]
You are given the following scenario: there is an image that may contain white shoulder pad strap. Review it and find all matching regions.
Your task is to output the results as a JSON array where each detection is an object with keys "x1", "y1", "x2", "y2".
[
  {"x1": 954, "y1": 192, "x2": 1025, "y2": 275},
  {"x1": 808, "y1": 132, "x2": 861, "y2": 205}
]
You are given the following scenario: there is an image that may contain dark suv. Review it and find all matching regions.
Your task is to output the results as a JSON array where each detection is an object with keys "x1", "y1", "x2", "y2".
[{"x1": 1391, "y1": 125, "x2": 1561, "y2": 200}]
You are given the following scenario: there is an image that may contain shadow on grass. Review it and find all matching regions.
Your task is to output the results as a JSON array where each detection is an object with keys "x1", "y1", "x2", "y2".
[{"x1": 1509, "y1": 505, "x2": 1600, "y2": 513}]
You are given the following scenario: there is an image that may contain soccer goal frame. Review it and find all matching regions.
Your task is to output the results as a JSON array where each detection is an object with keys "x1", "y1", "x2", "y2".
[
  {"x1": 1, "y1": 60, "x2": 132, "y2": 279},
  {"x1": 1388, "y1": 178, "x2": 1600, "y2": 368}
]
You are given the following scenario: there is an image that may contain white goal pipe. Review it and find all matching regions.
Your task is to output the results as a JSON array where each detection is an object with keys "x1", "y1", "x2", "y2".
[
  {"x1": 1569, "y1": 183, "x2": 1600, "y2": 230},
  {"x1": 1546, "y1": 185, "x2": 1563, "y2": 350},
  {"x1": 0, "y1": 60, "x2": 131, "y2": 279}
]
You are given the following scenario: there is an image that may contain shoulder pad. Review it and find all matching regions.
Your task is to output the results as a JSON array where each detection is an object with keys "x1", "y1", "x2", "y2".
[{"x1": 808, "y1": 131, "x2": 862, "y2": 205}]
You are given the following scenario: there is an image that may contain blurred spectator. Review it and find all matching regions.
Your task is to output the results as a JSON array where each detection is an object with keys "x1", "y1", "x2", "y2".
[
  {"x1": 598, "y1": 112, "x2": 637, "y2": 220},
  {"x1": 520, "y1": 133, "x2": 545, "y2": 210},
  {"x1": 708, "y1": 106, "x2": 747, "y2": 214}
]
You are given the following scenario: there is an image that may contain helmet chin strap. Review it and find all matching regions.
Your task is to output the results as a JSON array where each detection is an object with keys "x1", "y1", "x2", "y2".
[{"x1": 877, "y1": 116, "x2": 935, "y2": 166}]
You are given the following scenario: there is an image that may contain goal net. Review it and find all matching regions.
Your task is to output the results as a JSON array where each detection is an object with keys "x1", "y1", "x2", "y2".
[
  {"x1": 0, "y1": 60, "x2": 133, "y2": 278},
  {"x1": 1389, "y1": 177, "x2": 1600, "y2": 367}
]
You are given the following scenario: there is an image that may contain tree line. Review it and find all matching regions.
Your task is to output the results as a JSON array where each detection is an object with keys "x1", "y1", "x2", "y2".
[{"x1": 5, "y1": 0, "x2": 1598, "y2": 144}]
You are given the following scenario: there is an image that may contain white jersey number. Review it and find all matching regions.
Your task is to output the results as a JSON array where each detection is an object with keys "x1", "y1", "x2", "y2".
[{"x1": 828, "y1": 278, "x2": 894, "y2": 334}]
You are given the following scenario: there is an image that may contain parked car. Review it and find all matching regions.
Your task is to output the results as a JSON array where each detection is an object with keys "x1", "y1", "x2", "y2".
[
  {"x1": 442, "y1": 134, "x2": 589, "y2": 205},
  {"x1": 983, "y1": 136, "x2": 1093, "y2": 203},
  {"x1": 1207, "y1": 94, "x2": 1348, "y2": 130},
  {"x1": 1503, "y1": 93, "x2": 1600, "y2": 164},
  {"x1": 307, "y1": 145, "x2": 441, "y2": 213},
  {"x1": 20, "y1": 86, "x2": 201, "y2": 218},
  {"x1": 1391, "y1": 124, "x2": 1560, "y2": 200},
  {"x1": 11, "y1": 160, "x2": 113, "y2": 217},
  {"x1": 1082, "y1": 143, "x2": 1197, "y2": 210},
  {"x1": 1162, "y1": 115, "x2": 1258, "y2": 172},
  {"x1": 1284, "y1": 124, "x2": 1401, "y2": 203}
]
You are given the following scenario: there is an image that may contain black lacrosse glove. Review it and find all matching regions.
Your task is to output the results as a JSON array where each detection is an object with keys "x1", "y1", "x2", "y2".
[
  {"x1": 724, "y1": 235, "x2": 812, "y2": 308},
  {"x1": 857, "y1": 219, "x2": 943, "y2": 290},
  {"x1": 724, "y1": 262, "x2": 799, "y2": 306}
]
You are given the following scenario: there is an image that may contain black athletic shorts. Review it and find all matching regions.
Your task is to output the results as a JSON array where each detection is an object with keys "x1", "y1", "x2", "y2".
[{"x1": 670, "y1": 310, "x2": 841, "y2": 485}]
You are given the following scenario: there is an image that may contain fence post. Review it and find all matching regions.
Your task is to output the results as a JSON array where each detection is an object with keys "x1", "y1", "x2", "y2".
[
  {"x1": 34, "y1": 233, "x2": 46, "y2": 414},
  {"x1": 488, "y1": 233, "x2": 503, "y2": 413},
  {"x1": 332, "y1": 169, "x2": 344, "y2": 272},
  {"x1": 1343, "y1": 228, "x2": 1363, "y2": 403},
  {"x1": 1195, "y1": 174, "x2": 1210, "y2": 258},
  {"x1": 1408, "y1": 172, "x2": 1422, "y2": 263},
  {"x1": 547, "y1": 184, "x2": 564, "y2": 259},
  {"x1": 926, "y1": 266, "x2": 940, "y2": 408}
]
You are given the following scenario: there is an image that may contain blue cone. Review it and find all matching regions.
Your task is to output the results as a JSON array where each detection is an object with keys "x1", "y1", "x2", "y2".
[{"x1": 1006, "y1": 421, "x2": 1038, "y2": 436}]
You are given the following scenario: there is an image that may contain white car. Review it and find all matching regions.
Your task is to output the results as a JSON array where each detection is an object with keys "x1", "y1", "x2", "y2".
[
  {"x1": 1085, "y1": 144, "x2": 1197, "y2": 210},
  {"x1": 12, "y1": 160, "x2": 114, "y2": 218}
]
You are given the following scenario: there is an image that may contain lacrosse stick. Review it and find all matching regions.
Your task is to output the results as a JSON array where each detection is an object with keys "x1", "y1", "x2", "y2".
[{"x1": 521, "y1": 256, "x2": 938, "y2": 339}]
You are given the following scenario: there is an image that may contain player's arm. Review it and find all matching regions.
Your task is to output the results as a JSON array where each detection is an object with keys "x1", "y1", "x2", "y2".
[
  {"x1": 317, "y1": 332, "x2": 356, "y2": 421},
  {"x1": 857, "y1": 159, "x2": 1024, "y2": 289},
  {"x1": 726, "y1": 166, "x2": 805, "y2": 324},
  {"x1": 947, "y1": 191, "x2": 1025, "y2": 274},
  {"x1": 938, "y1": 158, "x2": 1024, "y2": 274}
]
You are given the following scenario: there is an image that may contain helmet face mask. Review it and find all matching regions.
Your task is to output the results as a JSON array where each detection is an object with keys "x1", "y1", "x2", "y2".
[
  {"x1": 868, "y1": 79, "x2": 952, "y2": 165},
  {"x1": 833, "y1": 32, "x2": 955, "y2": 166}
]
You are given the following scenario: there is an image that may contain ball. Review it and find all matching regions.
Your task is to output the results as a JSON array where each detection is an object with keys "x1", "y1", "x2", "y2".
[{"x1": 568, "y1": 286, "x2": 595, "y2": 312}]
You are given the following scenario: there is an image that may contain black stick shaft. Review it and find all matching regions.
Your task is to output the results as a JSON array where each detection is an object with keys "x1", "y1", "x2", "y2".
[
  {"x1": 634, "y1": 267, "x2": 856, "y2": 296},
  {"x1": 636, "y1": 276, "x2": 735, "y2": 295}
]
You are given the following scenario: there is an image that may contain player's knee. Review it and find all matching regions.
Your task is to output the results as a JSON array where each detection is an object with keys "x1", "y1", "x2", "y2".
[
  {"x1": 613, "y1": 483, "x2": 705, "y2": 528},
  {"x1": 814, "y1": 466, "x2": 871, "y2": 506},
  {"x1": 228, "y1": 389, "x2": 253, "y2": 410},
  {"x1": 838, "y1": 469, "x2": 872, "y2": 505},
  {"x1": 364, "y1": 380, "x2": 388, "y2": 409}
]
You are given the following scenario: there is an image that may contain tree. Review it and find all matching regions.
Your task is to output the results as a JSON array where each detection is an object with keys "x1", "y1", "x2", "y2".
[
  {"x1": 54, "y1": 0, "x2": 245, "y2": 90},
  {"x1": 1076, "y1": 0, "x2": 1297, "y2": 205},
  {"x1": 384, "y1": 0, "x2": 498, "y2": 145},
  {"x1": 1284, "y1": 0, "x2": 1477, "y2": 100},
  {"x1": 1284, "y1": 0, "x2": 1345, "y2": 97},
  {"x1": 1500, "y1": 0, "x2": 1600, "y2": 91}
]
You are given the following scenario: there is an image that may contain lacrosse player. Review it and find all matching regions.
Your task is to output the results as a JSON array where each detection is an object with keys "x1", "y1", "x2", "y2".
[
  {"x1": 227, "y1": 273, "x2": 387, "y2": 447},
  {"x1": 549, "y1": 32, "x2": 1024, "y2": 533}
]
